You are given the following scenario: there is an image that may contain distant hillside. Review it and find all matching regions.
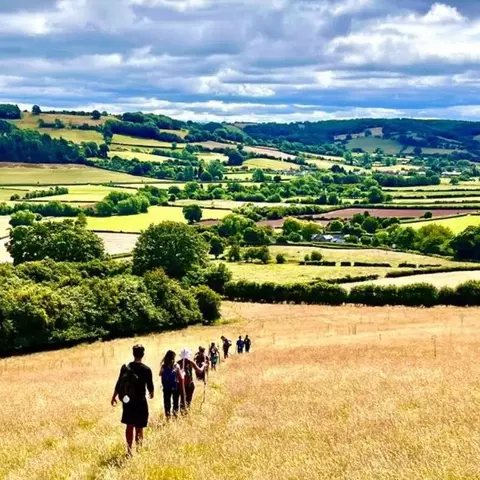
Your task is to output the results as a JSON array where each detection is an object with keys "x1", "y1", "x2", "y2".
[{"x1": 241, "y1": 119, "x2": 480, "y2": 159}]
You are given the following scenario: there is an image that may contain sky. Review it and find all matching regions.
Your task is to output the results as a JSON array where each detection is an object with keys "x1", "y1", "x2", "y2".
[{"x1": 1, "y1": 0, "x2": 480, "y2": 123}]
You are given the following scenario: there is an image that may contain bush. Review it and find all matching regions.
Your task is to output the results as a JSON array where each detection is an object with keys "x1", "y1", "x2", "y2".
[
  {"x1": 340, "y1": 261, "x2": 352, "y2": 267},
  {"x1": 399, "y1": 262, "x2": 417, "y2": 268},
  {"x1": 276, "y1": 253, "x2": 287, "y2": 264},
  {"x1": 310, "y1": 251, "x2": 323, "y2": 262},
  {"x1": 353, "y1": 262, "x2": 391, "y2": 268},
  {"x1": 193, "y1": 286, "x2": 222, "y2": 324}
]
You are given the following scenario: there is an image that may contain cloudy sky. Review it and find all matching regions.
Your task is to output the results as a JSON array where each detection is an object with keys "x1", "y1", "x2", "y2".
[{"x1": 1, "y1": 0, "x2": 479, "y2": 122}]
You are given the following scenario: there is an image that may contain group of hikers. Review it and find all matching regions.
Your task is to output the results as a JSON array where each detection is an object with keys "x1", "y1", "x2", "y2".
[{"x1": 111, "y1": 335, "x2": 252, "y2": 455}]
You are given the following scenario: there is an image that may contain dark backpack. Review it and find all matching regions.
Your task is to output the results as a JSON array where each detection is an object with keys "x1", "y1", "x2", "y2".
[
  {"x1": 161, "y1": 365, "x2": 178, "y2": 390},
  {"x1": 117, "y1": 364, "x2": 139, "y2": 402}
]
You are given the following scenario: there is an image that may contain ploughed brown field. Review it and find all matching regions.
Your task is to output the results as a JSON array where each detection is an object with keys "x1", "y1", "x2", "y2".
[{"x1": 2, "y1": 303, "x2": 480, "y2": 479}]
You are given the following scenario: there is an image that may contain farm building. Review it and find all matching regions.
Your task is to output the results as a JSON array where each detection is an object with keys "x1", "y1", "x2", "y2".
[{"x1": 312, "y1": 233, "x2": 346, "y2": 244}]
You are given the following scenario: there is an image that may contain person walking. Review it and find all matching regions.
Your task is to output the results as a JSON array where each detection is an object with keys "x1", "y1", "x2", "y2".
[
  {"x1": 209, "y1": 342, "x2": 220, "y2": 371},
  {"x1": 159, "y1": 350, "x2": 182, "y2": 420},
  {"x1": 244, "y1": 335, "x2": 252, "y2": 353},
  {"x1": 194, "y1": 346, "x2": 209, "y2": 383},
  {"x1": 111, "y1": 344, "x2": 154, "y2": 456},
  {"x1": 221, "y1": 336, "x2": 232, "y2": 360},
  {"x1": 236, "y1": 336, "x2": 245, "y2": 354},
  {"x1": 177, "y1": 347, "x2": 204, "y2": 413}
]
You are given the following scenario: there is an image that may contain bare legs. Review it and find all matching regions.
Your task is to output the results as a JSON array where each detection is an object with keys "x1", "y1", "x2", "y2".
[{"x1": 125, "y1": 425, "x2": 143, "y2": 456}]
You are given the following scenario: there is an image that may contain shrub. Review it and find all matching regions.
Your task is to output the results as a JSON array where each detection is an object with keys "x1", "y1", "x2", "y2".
[
  {"x1": 340, "y1": 261, "x2": 352, "y2": 267},
  {"x1": 193, "y1": 286, "x2": 222, "y2": 324},
  {"x1": 310, "y1": 251, "x2": 323, "y2": 262},
  {"x1": 276, "y1": 253, "x2": 287, "y2": 264},
  {"x1": 304, "y1": 254, "x2": 310, "y2": 262},
  {"x1": 399, "y1": 262, "x2": 417, "y2": 268},
  {"x1": 397, "y1": 283, "x2": 439, "y2": 307},
  {"x1": 353, "y1": 262, "x2": 391, "y2": 268}
]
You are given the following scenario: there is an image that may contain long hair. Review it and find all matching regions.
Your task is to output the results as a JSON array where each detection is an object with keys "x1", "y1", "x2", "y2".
[{"x1": 162, "y1": 350, "x2": 176, "y2": 368}]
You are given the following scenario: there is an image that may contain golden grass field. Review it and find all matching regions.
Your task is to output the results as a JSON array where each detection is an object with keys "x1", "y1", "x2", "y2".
[
  {"x1": 402, "y1": 214, "x2": 480, "y2": 234},
  {"x1": 243, "y1": 158, "x2": 299, "y2": 171},
  {"x1": 112, "y1": 135, "x2": 186, "y2": 149},
  {"x1": 12, "y1": 112, "x2": 116, "y2": 129},
  {"x1": 1, "y1": 302, "x2": 480, "y2": 479},
  {"x1": 0, "y1": 164, "x2": 147, "y2": 185}
]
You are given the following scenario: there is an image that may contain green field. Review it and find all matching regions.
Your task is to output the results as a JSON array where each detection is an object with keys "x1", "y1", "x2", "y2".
[
  {"x1": 346, "y1": 137, "x2": 404, "y2": 154},
  {"x1": 373, "y1": 164, "x2": 422, "y2": 173},
  {"x1": 0, "y1": 188, "x2": 29, "y2": 201},
  {"x1": 86, "y1": 206, "x2": 229, "y2": 232},
  {"x1": 12, "y1": 112, "x2": 115, "y2": 128},
  {"x1": 0, "y1": 217, "x2": 11, "y2": 238},
  {"x1": 243, "y1": 158, "x2": 299, "y2": 170},
  {"x1": 159, "y1": 128, "x2": 189, "y2": 139},
  {"x1": 306, "y1": 158, "x2": 361, "y2": 172},
  {"x1": 0, "y1": 163, "x2": 148, "y2": 185},
  {"x1": 404, "y1": 147, "x2": 462, "y2": 155},
  {"x1": 269, "y1": 246, "x2": 463, "y2": 267},
  {"x1": 222, "y1": 262, "x2": 405, "y2": 284},
  {"x1": 108, "y1": 150, "x2": 170, "y2": 163},
  {"x1": 112, "y1": 134, "x2": 185, "y2": 149},
  {"x1": 402, "y1": 214, "x2": 480, "y2": 234},
  {"x1": 38, "y1": 128, "x2": 104, "y2": 144},
  {"x1": 243, "y1": 146, "x2": 296, "y2": 161},
  {"x1": 392, "y1": 197, "x2": 480, "y2": 205},
  {"x1": 36, "y1": 185, "x2": 136, "y2": 203}
]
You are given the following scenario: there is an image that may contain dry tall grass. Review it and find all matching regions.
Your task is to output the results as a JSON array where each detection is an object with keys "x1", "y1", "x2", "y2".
[{"x1": 2, "y1": 303, "x2": 480, "y2": 479}]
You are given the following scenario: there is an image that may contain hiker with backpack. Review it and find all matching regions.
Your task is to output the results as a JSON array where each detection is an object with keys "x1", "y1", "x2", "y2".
[
  {"x1": 194, "y1": 346, "x2": 209, "y2": 383},
  {"x1": 244, "y1": 335, "x2": 252, "y2": 353},
  {"x1": 159, "y1": 350, "x2": 182, "y2": 420},
  {"x1": 111, "y1": 344, "x2": 154, "y2": 456},
  {"x1": 177, "y1": 348, "x2": 204, "y2": 413},
  {"x1": 236, "y1": 336, "x2": 245, "y2": 354},
  {"x1": 221, "y1": 336, "x2": 232, "y2": 359},
  {"x1": 209, "y1": 342, "x2": 220, "y2": 371}
]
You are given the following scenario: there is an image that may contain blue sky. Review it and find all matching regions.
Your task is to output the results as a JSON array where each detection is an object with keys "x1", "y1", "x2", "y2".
[{"x1": 1, "y1": 0, "x2": 480, "y2": 122}]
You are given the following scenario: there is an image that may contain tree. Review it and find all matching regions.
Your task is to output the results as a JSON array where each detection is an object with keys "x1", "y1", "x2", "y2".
[
  {"x1": 132, "y1": 221, "x2": 209, "y2": 277},
  {"x1": 451, "y1": 226, "x2": 480, "y2": 260},
  {"x1": 209, "y1": 236, "x2": 225, "y2": 259},
  {"x1": 415, "y1": 224, "x2": 453, "y2": 255},
  {"x1": 227, "y1": 149, "x2": 244, "y2": 166},
  {"x1": 252, "y1": 169, "x2": 266, "y2": 182},
  {"x1": 99, "y1": 143, "x2": 109, "y2": 159},
  {"x1": 201, "y1": 171, "x2": 213, "y2": 182},
  {"x1": 32, "y1": 105, "x2": 41, "y2": 116},
  {"x1": 92, "y1": 110, "x2": 101, "y2": 120},
  {"x1": 183, "y1": 205, "x2": 203, "y2": 224},
  {"x1": 282, "y1": 217, "x2": 303, "y2": 236},
  {"x1": 362, "y1": 216, "x2": 379, "y2": 234},
  {"x1": 7, "y1": 220, "x2": 105, "y2": 265},
  {"x1": 367, "y1": 186, "x2": 385, "y2": 204},
  {"x1": 302, "y1": 222, "x2": 322, "y2": 241},
  {"x1": 424, "y1": 212, "x2": 433, "y2": 219},
  {"x1": 218, "y1": 214, "x2": 254, "y2": 238},
  {"x1": 9, "y1": 210, "x2": 39, "y2": 227},
  {"x1": 227, "y1": 244, "x2": 242, "y2": 262},
  {"x1": 276, "y1": 253, "x2": 286, "y2": 264}
]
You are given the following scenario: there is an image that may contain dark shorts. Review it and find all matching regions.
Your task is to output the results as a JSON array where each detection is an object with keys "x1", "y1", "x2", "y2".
[{"x1": 121, "y1": 398, "x2": 148, "y2": 428}]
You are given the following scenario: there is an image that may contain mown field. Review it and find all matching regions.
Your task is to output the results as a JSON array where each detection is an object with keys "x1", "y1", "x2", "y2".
[
  {"x1": 112, "y1": 135, "x2": 185, "y2": 149},
  {"x1": 0, "y1": 164, "x2": 145, "y2": 185},
  {"x1": 402, "y1": 214, "x2": 480, "y2": 234},
  {"x1": 108, "y1": 151, "x2": 171, "y2": 163},
  {"x1": 86, "y1": 206, "x2": 229, "y2": 232},
  {"x1": 35, "y1": 185, "x2": 137, "y2": 203},
  {"x1": 244, "y1": 158, "x2": 299, "y2": 171},
  {"x1": 1, "y1": 302, "x2": 480, "y2": 479},
  {"x1": 347, "y1": 270, "x2": 480, "y2": 289},
  {"x1": 41, "y1": 128, "x2": 104, "y2": 144}
]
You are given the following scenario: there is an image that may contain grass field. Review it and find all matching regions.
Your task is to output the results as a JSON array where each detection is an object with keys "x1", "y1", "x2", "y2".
[
  {"x1": 392, "y1": 197, "x2": 480, "y2": 205},
  {"x1": 243, "y1": 146, "x2": 296, "y2": 161},
  {"x1": 0, "y1": 216, "x2": 11, "y2": 238},
  {"x1": 2, "y1": 302, "x2": 480, "y2": 479},
  {"x1": 95, "y1": 232, "x2": 139, "y2": 255},
  {"x1": 347, "y1": 270, "x2": 480, "y2": 289},
  {"x1": 38, "y1": 185, "x2": 137, "y2": 203},
  {"x1": 386, "y1": 184, "x2": 480, "y2": 192},
  {"x1": 86, "y1": 206, "x2": 229, "y2": 232},
  {"x1": 0, "y1": 163, "x2": 146, "y2": 185},
  {"x1": 112, "y1": 135, "x2": 185, "y2": 149},
  {"x1": 346, "y1": 137, "x2": 404, "y2": 155},
  {"x1": 243, "y1": 158, "x2": 299, "y2": 171},
  {"x1": 224, "y1": 262, "x2": 408, "y2": 283},
  {"x1": 197, "y1": 153, "x2": 229, "y2": 163},
  {"x1": 404, "y1": 147, "x2": 461, "y2": 155},
  {"x1": 159, "y1": 128, "x2": 189, "y2": 139},
  {"x1": 268, "y1": 246, "x2": 462, "y2": 268},
  {"x1": 402, "y1": 214, "x2": 480, "y2": 234},
  {"x1": 108, "y1": 151, "x2": 171, "y2": 163},
  {"x1": 12, "y1": 112, "x2": 116, "y2": 129},
  {"x1": 0, "y1": 187, "x2": 29, "y2": 201},
  {"x1": 38, "y1": 128, "x2": 104, "y2": 144}
]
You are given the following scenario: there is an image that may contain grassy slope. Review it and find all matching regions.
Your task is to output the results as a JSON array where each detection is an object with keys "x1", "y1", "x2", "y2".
[
  {"x1": 0, "y1": 164, "x2": 147, "y2": 185},
  {"x1": 243, "y1": 158, "x2": 299, "y2": 170},
  {"x1": 346, "y1": 137, "x2": 404, "y2": 154},
  {"x1": 86, "y1": 206, "x2": 229, "y2": 232},
  {"x1": 12, "y1": 112, "x2": 116, "y2": 128},
  {"x1": 36, "y1": 185, "x2": 138, "y2": 203},
  {"x1": 112, "y1": 135, "x2": 186, "y2": 149},
  {"x1": 108, "y1": 151, "x2": 172, "y2": 163},
  {"x1": 402, "y1": 215, "x2": 480, "y2": 234},
  {"x1": 2, "y1": 303, "x2": 480, "y2": 479}
]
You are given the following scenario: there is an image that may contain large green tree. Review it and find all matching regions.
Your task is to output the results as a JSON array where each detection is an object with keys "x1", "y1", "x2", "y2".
[
  {"x1": 451, "y1": 226, "x2": 480, "y2": 260},
  {"x1": 183, "y1": 204, "x2": 203, "y2": 224},
  {"x1": 132, "y1": 221, "x2": 209, "y2": 277},
  {"x1": 7, "y1": 219, "x2": 105, "y2": 265}
]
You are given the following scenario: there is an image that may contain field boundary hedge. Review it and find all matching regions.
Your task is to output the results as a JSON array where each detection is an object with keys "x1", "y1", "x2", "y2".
[
  {"x1": 385, "y1": 266, "x2": 480, "y2": 279},
  {"x1": 224, "y1": 279, "x2": 480, "y2": 307}
]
